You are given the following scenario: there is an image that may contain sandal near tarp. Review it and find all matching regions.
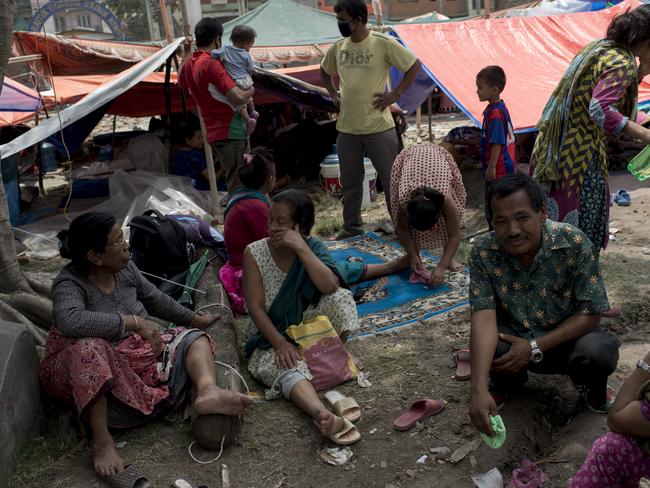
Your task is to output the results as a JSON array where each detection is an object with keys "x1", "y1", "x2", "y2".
[
  {"x1": 324, "y1": 390, "x2": 362, "y2": 422},
  {"x1": 171, "y1": 477, "x2": 208, "y2": 488},
  {"x1": 106, "y1": 464, "x2": 150, "y2": 488}
]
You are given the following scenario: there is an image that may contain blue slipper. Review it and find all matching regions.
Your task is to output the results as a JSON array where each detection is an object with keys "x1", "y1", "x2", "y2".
[{"x1": 614, "y1": 189, "x2": 631, "y2": 207}]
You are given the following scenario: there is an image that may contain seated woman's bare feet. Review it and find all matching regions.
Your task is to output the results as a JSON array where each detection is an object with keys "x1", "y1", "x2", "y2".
[
  {"x1": 93, "y1": 440, "x2": 125, "y2": 477},
  {"x1": 449, "y1": 259, "x2": 464, "y2": 272},
  {"x1": 318, "y1": 410, "x2": 344, "y2": 437},
  {"x1": 194, "y1": 384, "x2": 253, "y2": 416}
]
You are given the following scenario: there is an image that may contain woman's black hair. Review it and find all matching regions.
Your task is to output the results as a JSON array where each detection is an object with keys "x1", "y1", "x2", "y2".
[
  {"x1": 606, "y1": 5, "x2": 650, "y2": 48},
  {"x1": 485, "y1": 173, "x2": 546, "y2": 222},
  {"x1": 406, "y1": 188, "x2": 445, "y2": 231},
  {"x1": 237, "y1": 148, "x2": 276, "y2": 190},
  {"x1": 271, "y1": 189, "x2": 315, "y2": 235},
  {"x1": 58, "y1": 212, "x2": 116, "y2": 271}
]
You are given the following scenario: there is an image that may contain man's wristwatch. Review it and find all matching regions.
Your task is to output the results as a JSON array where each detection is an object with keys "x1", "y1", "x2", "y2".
[
  {"x1": 530, "y1": 339, "x2": 544, "y2": 363},
  {"x1": 637, "y1": 359, "x2": 650, "y2": 374}
]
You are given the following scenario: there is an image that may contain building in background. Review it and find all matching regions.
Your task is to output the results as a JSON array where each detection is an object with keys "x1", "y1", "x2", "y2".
[{"x1": 25, "y1": 0, "x2": 116, "y2": 39}]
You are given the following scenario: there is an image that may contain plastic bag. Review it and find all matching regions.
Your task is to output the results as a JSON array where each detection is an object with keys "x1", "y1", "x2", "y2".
[{"x1": 286, "y1": 315, "x2": 358, "y2": 391}]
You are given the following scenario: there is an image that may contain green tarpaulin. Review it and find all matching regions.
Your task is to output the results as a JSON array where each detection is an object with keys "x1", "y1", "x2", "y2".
[{"x1": 223, "y1": 0, "x2": 339, "y2": 47}]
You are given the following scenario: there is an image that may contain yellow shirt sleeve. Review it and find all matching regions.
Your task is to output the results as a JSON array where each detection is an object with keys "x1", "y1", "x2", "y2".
[
  {"x1": 384, "y1": 37, "x2": 418, "y2": 73},
  {"x1": 321, "y1": 42, "x2": 339, "y2": 76}
]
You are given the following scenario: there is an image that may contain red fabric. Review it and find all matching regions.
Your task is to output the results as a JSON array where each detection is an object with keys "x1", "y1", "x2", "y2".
[
  {"x1": 179, "y1": 51, "x2": 237, "y2": 143},
  {"x1": 223, "y1": 198, "x2": 270, "y2": 268},
  {"x1": 393, "y1": 0, "x2": 650, "y2": 131},
  {"x1": 39, "y1": 327, "x2": 213, "y2": 418},
  {"x1": 13, "y1": 32, "x2": 159, "y2": 76}
]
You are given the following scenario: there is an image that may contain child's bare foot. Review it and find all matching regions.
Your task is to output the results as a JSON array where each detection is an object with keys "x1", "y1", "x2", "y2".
[
  {"x1": 194, "y1": 384, "x2": 253, "y2": 416},
  {"x1": 93, "y1": 440, "x2": 125, "y2": 477}
]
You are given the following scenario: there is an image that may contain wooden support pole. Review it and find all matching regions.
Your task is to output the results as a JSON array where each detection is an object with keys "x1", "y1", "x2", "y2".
[
  {"x1": 197, "y1": 108, "x2": 222, "y2": 221},
  {"x1": 163, "y1": 56, "x2": 172, "y2": 128},
  {"x1": 179, "y1": 0, "x2": 192, "y2": 37},
  {"x1": 484, "y1": 0, "x2": 491, "y2": 17},
  {"x1": 415, "y1": 106, "x2": 422, "y2": 143},
  {"x1": 427, "y1": 94, "x2": 433, "y2": 142},
  {"x1": 159, "y1": 0, "x2": 174, "y2": 43}
]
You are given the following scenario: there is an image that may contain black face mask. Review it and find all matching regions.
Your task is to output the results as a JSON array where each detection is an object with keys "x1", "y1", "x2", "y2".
[{"x1": 338, "y1": 20, "x2": 357, "y2": 38}]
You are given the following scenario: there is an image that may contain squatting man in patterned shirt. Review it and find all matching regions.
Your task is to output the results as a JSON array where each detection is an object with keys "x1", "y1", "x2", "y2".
[{"x1": 467, "y1": 174, "x2": 620, "y2": 438}]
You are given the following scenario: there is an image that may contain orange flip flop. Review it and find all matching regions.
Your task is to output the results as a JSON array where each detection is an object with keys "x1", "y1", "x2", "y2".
[
  {"x1": 392, "y1": 399, "x2": 446, "y2": 431},
  {"x1": 453, "y1": 349, "x2": 471, "y2": 381}
]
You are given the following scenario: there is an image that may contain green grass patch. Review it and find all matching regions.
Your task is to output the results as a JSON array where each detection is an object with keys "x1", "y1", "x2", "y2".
[{"x1": 8, "y1": 418, "x2": 77, "y2": 488}]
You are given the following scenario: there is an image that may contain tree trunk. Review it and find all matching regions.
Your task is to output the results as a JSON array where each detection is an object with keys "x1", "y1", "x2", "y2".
[{"x1": 0, "y1": 0, "x2": 31, "y2": 295}]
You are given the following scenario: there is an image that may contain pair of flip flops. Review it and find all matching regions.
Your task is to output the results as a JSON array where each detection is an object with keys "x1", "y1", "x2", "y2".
[
  {"x1": 613, "y1": 189, "x2": 631, "y2": 206},
  {"x1": 392, "y1": 398, "x2": 446, "y2": 431},
  {"x1": 323, "y1": 390, "x2": 362, "y2": 445}
]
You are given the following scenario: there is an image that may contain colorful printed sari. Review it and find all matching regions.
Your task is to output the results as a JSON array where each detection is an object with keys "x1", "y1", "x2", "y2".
[{"x1": 531, "y1": 40, "x2": 638, "y2": 250}]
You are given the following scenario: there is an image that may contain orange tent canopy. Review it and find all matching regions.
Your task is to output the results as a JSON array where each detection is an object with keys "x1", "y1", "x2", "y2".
[{"x1": 394, "y1": 0, "x2": 650, "y2": 132}]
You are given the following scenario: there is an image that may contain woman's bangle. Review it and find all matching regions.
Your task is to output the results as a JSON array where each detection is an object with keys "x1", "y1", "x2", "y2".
[{"x1": 133, "y1": 315, "x2": 139, "y2": 333}]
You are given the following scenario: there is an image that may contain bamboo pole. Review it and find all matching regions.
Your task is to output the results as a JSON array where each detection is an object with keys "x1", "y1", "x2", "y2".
[
  {"x1": 427, "y1": 94, "x2": 433, "y2": 142},
  {"x1": 179, "y1": 0, "x2": 191, "y2": 37},
  {"x1": 159, "y1": 0, "x2": 174, "y2": 42},
  {"x1": 197, "y1": 107, "x2": 222, "y2": 222},
  {"x1": 484, "y1": 0, "x2": 491, "y2": 17},
  {"x1": 178, "y1": 0, "x2": 221, "y2": 221},
  {"x1": 415, "y1": 106, "x2": 422, "y2": 143}
]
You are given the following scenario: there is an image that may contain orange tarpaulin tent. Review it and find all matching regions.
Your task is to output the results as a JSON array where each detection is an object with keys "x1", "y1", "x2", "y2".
[{"x1": 393, "y1": 0, "x2": 650, "y2": 132}]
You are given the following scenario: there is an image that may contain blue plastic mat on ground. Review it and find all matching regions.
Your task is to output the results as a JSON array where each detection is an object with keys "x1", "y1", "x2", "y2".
[{"x1": 326, "y1": 232, "x2": 469, "y2": 340}]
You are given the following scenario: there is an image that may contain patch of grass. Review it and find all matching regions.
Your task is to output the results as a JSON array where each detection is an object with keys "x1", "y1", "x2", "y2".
[
  {"x1": 8, "y1": 418, "x2": 77, "y2": 488},
  {"x1": 313, "y1": 193, "x2": 342, "y2": 213},
  {"x1": 600, "y1": 253, "x2": 650, "y2": 303},
  {"x1": 313, "y1": 215, "x2": 343, "y2": 237}
]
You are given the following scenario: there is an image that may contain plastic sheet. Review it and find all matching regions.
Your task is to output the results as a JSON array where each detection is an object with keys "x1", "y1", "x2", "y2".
[{"x1": 16, "y1": 170, "x2": 214, "y2": 259}]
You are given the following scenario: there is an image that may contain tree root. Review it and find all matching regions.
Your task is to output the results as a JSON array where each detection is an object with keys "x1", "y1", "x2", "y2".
[
  {"x1": 0, "y1": 299, "x2": 47, "y2": 345},
  {"x1": 0, "y1": 292, "x2": 53, "y2": 330},
  {"x1": 25, "y1": 272, "x2": 54, "y2": 299}
]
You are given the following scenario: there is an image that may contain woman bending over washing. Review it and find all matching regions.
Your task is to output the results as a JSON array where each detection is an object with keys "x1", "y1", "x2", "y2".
[
  {"x1": 243, "y1": 190, "x2": 362, "y2": 445},
  {"x1": 390, "y1": 143, "x2": 467, "y2": 287}
]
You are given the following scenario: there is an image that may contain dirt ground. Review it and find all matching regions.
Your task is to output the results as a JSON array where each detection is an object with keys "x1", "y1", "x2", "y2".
[{"x1": 8, "y1": 117, "x2": 650, "y2": 487}]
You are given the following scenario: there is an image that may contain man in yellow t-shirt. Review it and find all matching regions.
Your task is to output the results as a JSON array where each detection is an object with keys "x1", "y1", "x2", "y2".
[{"x1": 321, "y1": 0, "x2": 421, "y2": 238}]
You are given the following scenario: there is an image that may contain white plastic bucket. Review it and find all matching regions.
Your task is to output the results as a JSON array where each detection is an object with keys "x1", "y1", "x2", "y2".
[{"x1": 320, "y1": 156, "x2": 377, "y2": 207}]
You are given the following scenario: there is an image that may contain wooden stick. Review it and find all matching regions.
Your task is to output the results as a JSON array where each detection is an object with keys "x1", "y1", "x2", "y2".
[
  {"x1": 484, "y1": 0, "x2": 491, "y2": 17},
  {"x1": 221, "y1": 464, "x2": 231, "y2": 488},
  {"x1": 427, "y1": 94, "x2": 433, "y2": 142},
  {"x1": 159, "y1": 0, "x2": 174, "y2": 43},
  {"x1": 415, "y1": 106, "x2": 422, "y2": 142},
  {"x1": 178, "y1": 0, "x2": 192, "y2": 37},
  {"x1": 196, "y1": 107, "x2": 222, "y2": 221}
]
